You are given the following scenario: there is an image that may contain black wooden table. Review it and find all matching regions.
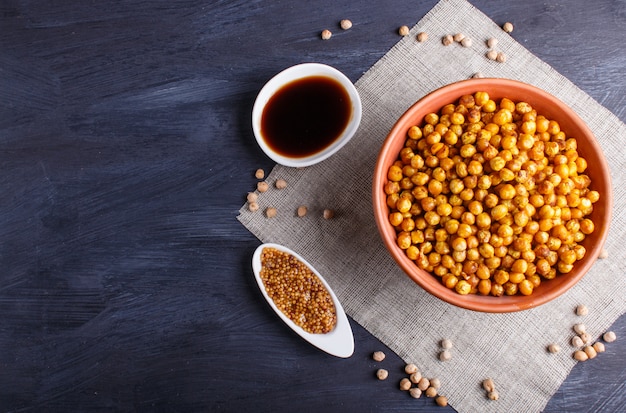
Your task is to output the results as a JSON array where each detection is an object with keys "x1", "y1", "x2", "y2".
[{"x1": 1, "y1": 1, "x2": 624, "y2": 411}]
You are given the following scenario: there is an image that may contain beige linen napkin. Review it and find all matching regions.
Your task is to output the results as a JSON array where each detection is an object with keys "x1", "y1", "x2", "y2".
[{"x1": 238, "y1": 0, "x2": 626, "y2": 411}]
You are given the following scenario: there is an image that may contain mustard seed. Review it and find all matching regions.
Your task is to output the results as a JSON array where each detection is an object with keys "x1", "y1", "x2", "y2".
[
  {"x1": 255, "y1": 168, "x2": 265, "y2": 179},
  {"x1": 372, "y1": 351, "x2": 386, "y2": 362},
  {"x1": 502, "y1": 22, "x2": 514, "y2": 33},
  {"x1": 275, "y1": 179, "x2": 287, "y2": 189},
  {"x1": 398, "y1": 25, "x2": 410, "y2": 36},
  {"x1": 404, "y1": 363, "x2": 418, "y2": 374},
  {"x1": 297, "y1": 205, "x2": 308, "y2": 217},
  {"x1": 593, "y1": 341, "x2": 606, "y2": 353},
  {"x1": 376, "y1": 368, "x2": 389, "y2": 380},
  {"x1": 416, "y1": 32, "x2": 428, "y2": 42},
  {"x1": 409, "y1": 388, "x2": 422, "y2": 399},
  {"x1": 247, "y1": 192, "x2": 258, "y2": 203},
  {"x1": 248, "y1": 202, "x2": 259, "y2": 212},
  {"x1": 340, "y1": 19, "x2": 352, "y2": 30},
  {"x1": 576, "y1": 304, "x2": 588, "y2": 316},
  {"x1": 257, "y1": 181, "x2": 269, "y2": 193},
  {"x1": 436, "y1": 395, "x2": 448, "y2": 407},
  {"x1": 573, "y1": 350, "x2": 588, "y2": 361},
  {"x1": 442, "y1": 34, "x2": 453, "y2": 46},
  {"x1": 321, "y1": 29, "x2": 332, "y2": 40},
  {"x1": 399, "y1": 378, "x2": 412, "y2": 391},
  {"x1": 603, "y1": 331, "x2": 617, "y2": 342},
  {"x1": 265, "y1": 207, "x2": 277, "y2": 218},
  {"x1": 259, "y1": 247, "x2": 337, "y2": 334}
]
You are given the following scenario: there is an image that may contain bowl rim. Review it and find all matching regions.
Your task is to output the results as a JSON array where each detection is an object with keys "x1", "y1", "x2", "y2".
[
  {"x1": 252, "y1": 62, "x2": 362, "y2": 168},
  {"x1": 372, "y1": 78, "x2": 613, "y2": 312}
]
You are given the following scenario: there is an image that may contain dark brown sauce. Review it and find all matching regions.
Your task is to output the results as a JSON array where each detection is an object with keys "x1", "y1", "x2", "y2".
[{"x1": 261, "y1": 76, "x2": 351, "y2": 158}]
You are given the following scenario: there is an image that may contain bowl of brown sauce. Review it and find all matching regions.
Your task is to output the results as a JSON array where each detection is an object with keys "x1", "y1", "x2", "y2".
[{"x1": 252, "y1": 63, "x2": 362, "y2": 167}]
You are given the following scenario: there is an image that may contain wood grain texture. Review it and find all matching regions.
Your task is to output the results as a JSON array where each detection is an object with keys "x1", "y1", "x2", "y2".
[{"x1": 0, "y1": 0, "x2": 624, "y2": 412}]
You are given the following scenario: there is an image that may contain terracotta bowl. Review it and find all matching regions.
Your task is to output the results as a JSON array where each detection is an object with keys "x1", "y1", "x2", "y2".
[{"x1": 372, "y1": 78, "x2": 612, "y2": 312}]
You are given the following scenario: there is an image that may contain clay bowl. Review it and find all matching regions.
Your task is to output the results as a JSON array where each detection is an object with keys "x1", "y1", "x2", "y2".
[{"x1": 373, "y1": 78, "x2": 612, "y2": 312}]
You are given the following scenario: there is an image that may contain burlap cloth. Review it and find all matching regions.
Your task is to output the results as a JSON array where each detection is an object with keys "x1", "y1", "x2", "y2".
[{"x1": 238, "y1": 0, "x2": 626, "y2": 411}]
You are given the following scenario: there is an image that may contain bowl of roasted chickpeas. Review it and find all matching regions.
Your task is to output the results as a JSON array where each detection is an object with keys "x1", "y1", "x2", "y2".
[{"x1": 373, "y1": 78, "x2": 612, "y2": 312}]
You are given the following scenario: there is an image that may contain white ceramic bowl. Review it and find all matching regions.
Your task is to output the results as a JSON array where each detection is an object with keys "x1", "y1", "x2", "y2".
[{"x1": 252, "y1": 63, "x2": 362, "y2": 167}]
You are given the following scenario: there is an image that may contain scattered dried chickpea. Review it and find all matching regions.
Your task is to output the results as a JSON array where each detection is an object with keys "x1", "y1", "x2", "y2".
[
  {"x1": 598, "y1": 248, "x2": 608, "y2": 259},
  {"x1": 593, "y1": 341, "x2": 606, "y2": 353},
  {"x1": 436, "y1": 395, "x2": 449, "y2": 406},
  {"x1": 548, "y1": 343, "x2": 561, "y2": 353},
  {"x1": 321, "y1": 29, "x2": 332, "y2": 40},
  {"x1": 410, "y1": 372, "x2": 422, "y2": 384},
  {"x1": 275, "y1": 179, "x2": 287, "y2": 189},
  {"x1": 409, "y1": 388, "x2": 422, "y2": 399},
  {"x1": 400, "y1": 378, "x2": 412, "y2": 391},
  {"x1": 430, "y1": 378, "x2": 441, "y2": 389},
  {"x1": 417, "y1": 377, "x2": 430, "y2": 391},
  {"x1": 440, "y1": 338, "x2": 453, "y2": 349},
  {"x1": 580, "y1": 332, "x2": 591, "y2": 344},
  {"x1": 487, "y1": 37, "x2": 498, "y2": 48},
  {"x1": 453, "y1": 33, "x2": 465, "y2": 42},
  {"x1": 439, "y1": 350, "x2": 452, "y2": 361},
  {"x1": 398, "y1": 25, "x2": 410, "y2": 36},
  {"x1": 340, "y1": 19, "x2": 352, "y2": 30},
  {"x1": 323, "y1": 209, "x2": 335, "y2": 219},
  {"x1": 425, "y1": 386, "x2": 438, "y2": 398},
  {"x1": 376, "y1": 368, "x2": 389, "y2": 380},
  {"x1": 255, "y1": 168, "x2": 265, "y2": 179},
  {"x1": 482, "y1": 378, "x2": 496, "y2": 392},
  {"x1": 248, "y1": 202, "x2": 260, "y2": 212},
  {"x1": 247, "y1": 192, "x2": 258, "y2": 203},
  {"x1": 297, "y1": 205, "x2": 308, "y2": 217},
  {"x1": 417, "y1": 31, "x2": 428, "y2": 42},
  {"x1": 372, "y1": 351, "x2": 386, "y2": 362},
  {"x1": 265, "y1": 207, "x2": 277, "y2": 218},
  {"x1": 384, "y1": 91, "x2": 598, "y2": 297},
  {"x1": 571, "y1": 336, "x2": 584, "y2": 348},
  {"x1": 461, "y1": 37, "x2": 473, "y2": 48},
  {"x1": 442, "y1": 34, "x2": 454, "y2": 46},
  {"x1": 573, "y1": 350, "x2": 588, "y2": 361},
  {"x1": 573, "y1": 323, "x2": 586, "y2": 334},
  {"x1": 496, "y1": 51, "x2": 507, "y2": 62},
  {"x1": 486, "y1": 50, "x2": 498, "y2": 60},
  {"x1": 257, "y1": 181, "x2": 269, "y2": 193},
  {"x1": 583, "y1": 345, "x2": 597, "y2": 359},
  {"x1": 603, "y1": 331, "x2": 617, "y2": 342},
  {"x1": 576, "y1": 304, "x2": 588, "y2": 316},
  {"x1": 472, "y1": 72, "x2": 485, "y2": 79},
  {"x1": 488, "y1": 390, "x2": 499, "y2": 400},
  {"x1": 502, "y1": 22, "x2": 514, "y2": 33},
  {"x1": 405, "y1": 363, "x2": 418, "y2": 374}
]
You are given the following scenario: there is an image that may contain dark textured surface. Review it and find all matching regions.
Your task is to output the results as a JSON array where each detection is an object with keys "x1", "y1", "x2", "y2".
[{"x1": 1, "y1": 1, "x2": 624, "y2": 412}]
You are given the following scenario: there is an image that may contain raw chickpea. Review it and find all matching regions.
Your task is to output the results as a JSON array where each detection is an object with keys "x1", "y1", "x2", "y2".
[
  {"x1": 399, "y1": 378, "x2": 412, "y2": 391},
  {"x1": 409, "y1": 388, "x2": 422, "y2": 399},
  {"x1": 603, "y1": 331, "x2": 617, "y2": 342},
  {"x1": 436, "y1": 395, "x2": 448, "y2": 406},
  {"x1": 372, "y1": 351, "x2": 386, "y2": 362},
  {"x1": 376, "y1": 369, "x2": 388, "y2": 380}
]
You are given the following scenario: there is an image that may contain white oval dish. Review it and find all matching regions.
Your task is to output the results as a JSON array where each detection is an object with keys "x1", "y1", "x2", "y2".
[
  {"x1": 252, "y1": 243, "x2": 354, "y2": 358},
  {"x1": 251, "y1": 63, "x2": 362, "y2": 167}
]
